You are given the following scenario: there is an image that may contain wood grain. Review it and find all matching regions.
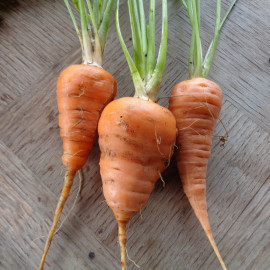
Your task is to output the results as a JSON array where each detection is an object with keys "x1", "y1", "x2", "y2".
[
  {"x1": 0, "y1": 140, "x2": 119, "y2": 270},
  {"x1": 0, "y1": 0, "x2": 270, "y2": 269}
]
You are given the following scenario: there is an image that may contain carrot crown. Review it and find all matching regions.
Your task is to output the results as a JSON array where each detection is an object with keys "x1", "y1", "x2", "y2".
[
  {"x1": 64, "y1": 0, "x2": 114, "y2": 66},
  {"x1": 116, "y1": 0, "x2": 168, "y2": 102},
  {"x1": 181, "y1": 0, "x2": 237, "y2": 78}
]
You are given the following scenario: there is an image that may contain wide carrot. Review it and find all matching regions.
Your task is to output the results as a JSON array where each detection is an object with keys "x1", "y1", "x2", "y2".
[
  {"x1": 99, "y1": 1, "x2": 176, "y2": 269},
  {"x1": 39, "y1": 1, "x2": 116, "y2": 269},
  {"x1": 168, "y1": 1, "x2": 237, "y2": 269}
]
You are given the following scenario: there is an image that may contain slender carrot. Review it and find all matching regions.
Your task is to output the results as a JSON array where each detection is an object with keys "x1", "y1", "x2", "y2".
[
  {"x1": 39, "y1": 1, "x2": 116, "y2": 269},
  {"x1": 169, "y1": 77, "x2": 224, "y2": 266},
  {"x1": 169, "y1": 1, "x2": 237, "y2": 269},
  {"x1": 98, "y1": 1, "x2": 176, "y2": 269}
]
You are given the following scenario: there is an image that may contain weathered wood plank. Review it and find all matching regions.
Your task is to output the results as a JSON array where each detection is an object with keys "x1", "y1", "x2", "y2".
[
  {"x1": 208, "y1": 175, "x2": 270, "y2": 270},
  {"x1": 0, "y1": 0, "x2": 81, "y2": 110},
  {"x1": 1, "y1": 0, "x2": 270, "y2": 269},
  {"x1": 0, "y1": 141, "x2": 119, "y2": 270}
]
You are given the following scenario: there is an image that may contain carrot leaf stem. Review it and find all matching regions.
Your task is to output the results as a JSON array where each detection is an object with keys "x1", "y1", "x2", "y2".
[
  {"x1": 188, "y1": 29, "x2": 195, "y2": 78},
  {"x1": 145, "y1": 0, "x2": 168, "y2": 101},
  {"x1": 64, "y1": 0, "x2": 114, "y2": 66},
  {"x1": 145, "y1": 0, "x2": 155, "y2": 83},
  {"x1": 201, "y1": 0, "x2": 221, "y2": 77},
  {"x1": 202, "y1": 0, "x2": 237, "y2": 77},
  {"x1": 98, "y1": 0, "x2": 114, "y2": 52},
  {"x1": 128, "y1": 0, "x2": 144, "y2": 79},
  {"x1": 138, "y1": 0, "x2": 148, "y2": 79},
  {"x1": 183, "y1": 0, "x2": 238, "y2": 78},
  {"x1": 220, "y1": 0, "x2": 236, "y2": 29},
  {"x1": 115, "y1": 0, "x2": 146, "y2": 99},
  {"x1": 93, "y1": 0, "x2": 99, "y2": 27},
  {"x1": 191, "y1": 0, "x2": 202, "y2": 77},
  {"x1": 79, "y1": 0, "x2": 95, "y2": 65},
  {"x1": 180, "y1": 0, "x2": 188, "y2": 11},
  {"x1": 116, "y1": 0, "x2": 168, "y2": 102},
  {"x1": 85, "y1": 0, "x2": 98, "y2": 33},
  {"x1": 64, "y1": 0, "x2": 83, "y2": 48}
]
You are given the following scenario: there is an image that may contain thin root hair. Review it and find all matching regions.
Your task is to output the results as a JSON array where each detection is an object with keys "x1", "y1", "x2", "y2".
[
  {"x1": 126, "y1": 247, "x2": 141, "y2": 269},
  {"x1": 158, "y1": 171, "x2": 166, "y2": 188},
  {"x1": 67, "y1": 87, "x2": 86, "y2": 98},
  {"x1": 179, "y1": 119, "x2": 200, "y2": 131},
  {"x1": 30, "y1": 170, "x2": 83, "y2": 246},
  {"x1": 165, "y1": 143, "x2": 174, "y2": 168},
  {"x1": 167, "y1": 93, "x2": 229, "y2": 140},
  {"x1": 154, "y1": 124, "x2": 165, "y2": 158},
  {"x1": 54, "y1": 170, "x2": 83, "y2": 235}
]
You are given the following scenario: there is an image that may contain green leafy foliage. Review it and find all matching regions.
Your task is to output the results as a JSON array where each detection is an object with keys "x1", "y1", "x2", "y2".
[
  {"x1": 182, "y1": 0, "x2": 237, "y2": 78},
  {"x1": 72, "y1": 0, "x2": 80, "y2": 11},
  {"x1": 64, "y1": 0, "x2": 114, "y2": 65},
  {"x1": 116, "y1": 0, "x2": 168, "y2": 101}
]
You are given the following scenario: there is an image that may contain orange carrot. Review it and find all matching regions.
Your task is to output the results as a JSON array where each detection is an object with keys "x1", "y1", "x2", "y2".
[
  {"x1": 39, "y1": 63, "x2": 116, "y2": 270},
  {"x1": 169, "y1": 77, "x2": 224, "y2": 267},
  {"x1": 168, "y1": 1, "x2": 237, "y2": 269},
  {"x1": 58, "y1": 65, "x2": 116, "y2": 171},
  {"x1": 99, "y1": 97, "x2": 176, "y2": 269},
  {"x1": 39, "y1": 1, "x2": 116, "y2": 269},
  {"x1": 99, "y1": 1, "x2": 175, "y2": 269}
]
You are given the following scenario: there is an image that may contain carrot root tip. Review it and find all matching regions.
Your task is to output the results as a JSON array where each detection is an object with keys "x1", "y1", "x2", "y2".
[
  {"x1": 39, "y1": 169, "x2": 76, "y2": 270},
  {"x1": 118, "y1": 221, "x2": 127, "y2": 270}
]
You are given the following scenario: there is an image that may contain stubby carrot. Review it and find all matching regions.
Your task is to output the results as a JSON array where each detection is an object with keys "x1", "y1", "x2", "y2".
[
  {"x1": 39, "y1": 1, "x2": 116, "y2": 269},
  {"x1": 99, "y1": 97, "x2": 176, "y2": 268},
  {"x1": 98, "y1": 1, "x2": 176, "y2": 269},
  {"x1": 168, "y1": 1, "x2": 237, "y2": 269}
]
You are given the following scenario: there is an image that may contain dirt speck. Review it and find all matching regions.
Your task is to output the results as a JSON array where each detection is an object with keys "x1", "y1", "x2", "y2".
[
  {"x1": 47, "y1": 111, "x2": 55, "y2": 122},
  {"x1": 88, "y1": 252, "x2": 95, "y2": 260},
  {"x1": 0, "y1": 93, "x2": 12, "y2": 102}
]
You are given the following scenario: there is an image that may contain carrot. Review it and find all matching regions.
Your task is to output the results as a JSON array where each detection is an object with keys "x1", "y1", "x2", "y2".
[
  {"x1": 39, "y1": 1, "x2": 116, "y2": 269},
  {"x1": 98, "y1": 1, "x2": 176, "y2": 269},
  {"x1": 169, "y1": 77, "x2": 224, "y2": 266},
  {"x1": 99, "y1": 97, "x2": 176, "y2": 268},
  {"x1": 168, "y1": 1, "x2": 237, "y2": 269}
]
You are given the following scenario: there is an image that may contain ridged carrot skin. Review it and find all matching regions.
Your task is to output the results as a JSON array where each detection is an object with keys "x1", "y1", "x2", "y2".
[
  {"x1": 57, "y1": 64, "x2": 117, "y2": 170},
  {"x1": 169, "y1": 77, "x2": 226, "y2": 269},
  {"x1": 39, "y1": 64, "x2": 117, "y2": 270},
  {"x1": 98, "y1": 97, "x2": 176, "y2": 269}
]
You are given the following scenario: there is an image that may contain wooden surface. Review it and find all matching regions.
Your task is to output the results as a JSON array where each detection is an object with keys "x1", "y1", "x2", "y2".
[{"x1": 1, "y1": 1, "x2": 270, "y2": 269}]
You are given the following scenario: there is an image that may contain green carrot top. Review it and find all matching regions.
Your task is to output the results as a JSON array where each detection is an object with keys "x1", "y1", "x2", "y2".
[
  {"x1": 180, "y1": 0, "x2": 237, "y2": 79},
  {"x1": 64, "y1": 0, "x2": 115, "y2": 66},
  {"x1": 116, "y1": 0, "x2": 168, "y2": 102}
]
